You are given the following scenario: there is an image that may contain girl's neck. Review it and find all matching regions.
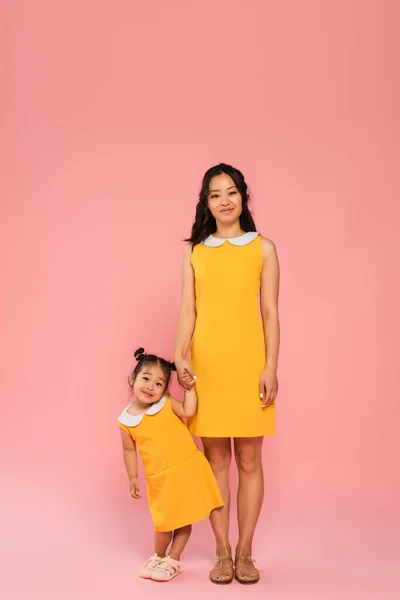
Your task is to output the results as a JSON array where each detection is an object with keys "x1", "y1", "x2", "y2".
[
  {"x1": 213, "y1": 223, "x2": 244, "y2": 239},
  {"x1": 132, "y1": 397, "x2": 154, "y2": 412}
]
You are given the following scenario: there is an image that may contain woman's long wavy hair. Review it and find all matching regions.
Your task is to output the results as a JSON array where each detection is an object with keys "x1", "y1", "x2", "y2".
[{"x1": 185, "y1": 163, "x2": 257, "y2": 245}]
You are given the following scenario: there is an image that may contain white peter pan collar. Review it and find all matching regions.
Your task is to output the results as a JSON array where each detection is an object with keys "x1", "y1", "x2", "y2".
[
  {"x1": 117, "y1": 395, "x2": 167, "y2": 427},
  {"x1": 203, "y1": 231, "x2": 259, "y2": 247}
]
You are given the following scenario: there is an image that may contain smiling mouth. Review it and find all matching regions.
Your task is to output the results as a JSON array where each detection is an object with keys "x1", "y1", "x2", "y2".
[
  {"x1": 142, "y1": 391, "x2": 154, "y2": 398},
  {"x1": 220, "y1": 208, "x2": 233, "y2": 213}
]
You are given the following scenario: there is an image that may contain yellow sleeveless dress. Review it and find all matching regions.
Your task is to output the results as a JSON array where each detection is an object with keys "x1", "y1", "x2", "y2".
[
  {"x1": 188, "y1": 232, "x2": 276, "y2": 438},
  {"x1": 117, "y1": 394, "x2": 223, "y2": 532}
]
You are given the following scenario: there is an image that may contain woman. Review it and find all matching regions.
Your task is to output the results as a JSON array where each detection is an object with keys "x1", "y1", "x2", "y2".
[{"x1": 174, "y1": 163, "x2": 280, "y2": 584}]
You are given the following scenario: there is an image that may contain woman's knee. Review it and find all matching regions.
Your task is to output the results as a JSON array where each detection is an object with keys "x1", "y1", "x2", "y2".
[
  {"x1": 202, "y1": 438, "x2": 232, "y2": 473},
  {"x1": 234, "y1": 438, "x2": 263, "y2": 474}
]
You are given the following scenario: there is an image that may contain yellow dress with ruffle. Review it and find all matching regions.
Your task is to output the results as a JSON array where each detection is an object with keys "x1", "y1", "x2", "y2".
[{"x1": 117, "y1": 394, "x2": 223, "y2": 532}]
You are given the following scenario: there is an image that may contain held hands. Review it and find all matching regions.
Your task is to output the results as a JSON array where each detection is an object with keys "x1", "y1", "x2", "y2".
[
  {"x1": 259, "y1": 367, "x2": 278, "y2": 407},
  {"x1": 175, "y1": 359, "x2": 197, "y2": 391},
  {"x1": 129, "y1": 477, "x2": 141, "y2": 499}
]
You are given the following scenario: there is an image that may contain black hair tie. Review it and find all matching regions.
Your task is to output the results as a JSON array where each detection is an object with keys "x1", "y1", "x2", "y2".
[
  {"x1": 134, "y1": 347, "x2": 146, "y2": 361},
  {"x1": 169, "y1": 361, "x2": 177, "y2": 372}
]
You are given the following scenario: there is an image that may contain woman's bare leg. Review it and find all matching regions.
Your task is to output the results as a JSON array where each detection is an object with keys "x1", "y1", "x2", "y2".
[
  {"x1": 202, "y1": 437, "x2": 232, "y2": 556},
  {"x1": 234, "y1": 436, "x2": 264, "y2": 556}
]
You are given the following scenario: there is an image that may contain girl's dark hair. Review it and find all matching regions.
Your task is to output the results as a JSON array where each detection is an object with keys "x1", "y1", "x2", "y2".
[
  {"x1": 185, "y1": 163, "x2": 257, "y2": 246},
  {"x1": 128, "y1": 347, "x2": 176, "y2": 391}
]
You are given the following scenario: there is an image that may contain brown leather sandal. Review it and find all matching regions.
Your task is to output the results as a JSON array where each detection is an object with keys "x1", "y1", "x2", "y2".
[
  {"x1": 209, "y1": 556, "x2": 234, "y2": 584},
  {"x1": 235, "y1": 555, "x2": 260, "y2": 584}
]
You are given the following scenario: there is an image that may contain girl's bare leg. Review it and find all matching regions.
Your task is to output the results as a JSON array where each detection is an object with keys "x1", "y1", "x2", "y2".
[
  {"x1": 169, "y1": 525, "x2": 192, "y2": 560},
  {"x1": 154, "y1": 531, "x2": 173, "y2": 557}
]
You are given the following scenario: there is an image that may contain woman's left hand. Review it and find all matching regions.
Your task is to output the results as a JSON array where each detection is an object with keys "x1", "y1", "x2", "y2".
[{"x1": 259, "y1": 368, "x2": 278, "y2": 407}]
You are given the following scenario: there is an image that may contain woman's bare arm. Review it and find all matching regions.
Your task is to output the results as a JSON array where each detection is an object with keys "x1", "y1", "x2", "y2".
[
  {"x1": 259, "y1": 237, "x2": 280, "y2": 405},
  {"x1": 174, "y1": 244, "x2": 197, "y2": 387}
]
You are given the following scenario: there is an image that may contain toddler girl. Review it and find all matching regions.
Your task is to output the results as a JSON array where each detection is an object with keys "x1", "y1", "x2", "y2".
[{"x1": 117, "y1": 348, "x2": 223, "y2": 581}]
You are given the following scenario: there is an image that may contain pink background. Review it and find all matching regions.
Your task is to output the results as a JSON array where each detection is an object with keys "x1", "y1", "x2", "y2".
[{"x1": 1, "y1": 0, "x2": 399, "y2": 598}]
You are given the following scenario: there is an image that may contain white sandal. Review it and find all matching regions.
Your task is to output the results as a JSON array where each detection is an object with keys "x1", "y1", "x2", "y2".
[
  {"x1": 151, "y1": 556, "x2": 182, "y2": 581},
  {"x1": 139, "y1": 553, "x2": 162, "y2": 579}
]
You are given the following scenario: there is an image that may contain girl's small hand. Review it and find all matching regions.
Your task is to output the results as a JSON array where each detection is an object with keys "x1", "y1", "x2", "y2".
[
  {"x1": 129, "y1": 477, "x2": 141, "y2": 499},
  {"x1": 259, "y1": 368, "x2": 278, "y2": 407},
  {"x1": 176, "y1": 359, "x2": 196, "y2": 391}
]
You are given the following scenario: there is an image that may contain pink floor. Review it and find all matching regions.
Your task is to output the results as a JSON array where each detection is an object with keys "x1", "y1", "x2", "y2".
[{"x1": 2, "y1": 493, "x2": 399, "y2": 600}]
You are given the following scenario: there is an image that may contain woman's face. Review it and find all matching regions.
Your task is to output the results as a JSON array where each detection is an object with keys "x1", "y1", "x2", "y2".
[{"x1": 207, "y1": 173, "x2": 242, "y2": 225}]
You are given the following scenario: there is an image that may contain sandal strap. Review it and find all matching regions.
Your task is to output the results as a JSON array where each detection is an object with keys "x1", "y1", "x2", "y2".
[
  {"x1": 236, "y1": 554, "x2": 256, "y2": 563},
  {"x1": 154, "y1": 557, "x2": 182, "y2": 576},
  {"x1": 216, "y1": 555, "x2": 233, "y2": 564},
  {"x1": 144, "y1": 554, "x2": 161, "y2": 568}
]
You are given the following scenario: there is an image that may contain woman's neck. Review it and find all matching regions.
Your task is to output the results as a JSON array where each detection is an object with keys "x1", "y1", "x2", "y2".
[{"x1": 213, "y1": 223, "x2": 244, "y2": 239}]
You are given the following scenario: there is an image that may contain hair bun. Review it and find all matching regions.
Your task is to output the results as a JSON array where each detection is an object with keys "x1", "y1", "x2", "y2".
[
  {"x1": 134, "y1": 347, "x2": 145, "y2": 361},
  {"x1": 169, "y1": 361, "x2": 177, "y2": 372}
]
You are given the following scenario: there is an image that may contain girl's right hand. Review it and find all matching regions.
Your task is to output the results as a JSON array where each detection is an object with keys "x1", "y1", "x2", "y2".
[
  {"x1": 175, "y1": 359, "x2": 196, "y2": 390},
  {"x1": 129, "y1": 477, "x2": 141, "y2": 499}
]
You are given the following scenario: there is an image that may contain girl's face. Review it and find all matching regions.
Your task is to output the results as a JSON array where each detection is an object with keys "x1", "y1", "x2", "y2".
[
  {"x1": 133, "y1": 364, "x2": 166, "y2": 405},
  {"x1": 207, "y1": 173, "x2": 243, "y2": 226}
]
